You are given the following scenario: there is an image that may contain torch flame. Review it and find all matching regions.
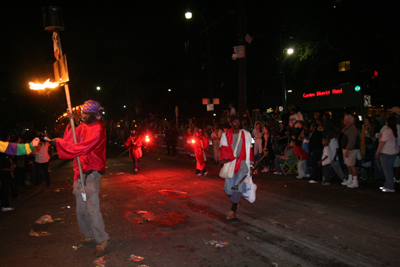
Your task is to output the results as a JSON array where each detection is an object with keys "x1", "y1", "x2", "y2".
[{"x1": 29, "y1": 79, "x2": 60, "y2": 90}]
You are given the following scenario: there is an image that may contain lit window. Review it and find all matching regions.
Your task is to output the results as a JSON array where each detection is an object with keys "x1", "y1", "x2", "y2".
[{"x1": 338, "y1": 60, "x2": 351, "y2": 72}]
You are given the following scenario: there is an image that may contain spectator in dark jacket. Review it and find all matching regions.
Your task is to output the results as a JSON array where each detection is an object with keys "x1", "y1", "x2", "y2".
[{"x1": 308, "y1": 123, "x2": 323, "y2": 183}]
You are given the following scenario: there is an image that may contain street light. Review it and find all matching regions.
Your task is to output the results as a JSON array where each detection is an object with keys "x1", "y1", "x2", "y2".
[
  {"x1": 280, "y1": 47, "x2": 294, "y2": 113},
  {"x1": 96, "y1": 86, "x2": 101, "y2": 91},
  {"x1": 185, "y1": 10, "x2": 213, "y2": 107},
  {"x1": 185, "y1": 11, "x2": 192, "y2": 19}
]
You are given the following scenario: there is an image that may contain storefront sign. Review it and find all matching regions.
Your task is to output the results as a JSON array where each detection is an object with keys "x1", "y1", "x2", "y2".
[{"x1": 303, "y1": 88, "x2": 343, "y2": 98}]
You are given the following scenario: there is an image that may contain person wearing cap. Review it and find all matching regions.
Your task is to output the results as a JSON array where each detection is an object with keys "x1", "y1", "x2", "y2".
[
  {"x1": 48, "y1": 100, "x2": 109, "y2": 256},
  {"x1": 194, "y1": 128, "x2": 209, "y2": 176},
  {"x1": 124, "y1": 128, "x2": 142, "y2": 174},
  {"x1": 220, "y1": 115, "x2": 254, "y2": 220}
]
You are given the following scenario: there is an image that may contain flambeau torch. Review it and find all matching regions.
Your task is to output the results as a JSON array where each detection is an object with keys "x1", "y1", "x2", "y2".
[{"x1": 30, "y1": 6, "x2": 85, "y2": 196}]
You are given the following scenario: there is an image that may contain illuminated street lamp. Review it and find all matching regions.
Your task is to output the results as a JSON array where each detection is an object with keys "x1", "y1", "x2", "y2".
[
  {"x1": 281, "y1": 47, "x2": 295, "y2": 113},
  {"x1": 185, "y1": 11, "x2": 192, "y2": 19},
  {"x1": 96, "y1": 86, "x2": 101, "y2": 91},
  {"x1": 185, "y1": 10, "x2": 213, "y2": 107}
]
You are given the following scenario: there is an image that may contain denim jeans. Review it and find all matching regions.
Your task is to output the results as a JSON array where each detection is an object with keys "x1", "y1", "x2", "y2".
[{"x1": 380, "y1": 153, "x2": 397, "y2": 190}]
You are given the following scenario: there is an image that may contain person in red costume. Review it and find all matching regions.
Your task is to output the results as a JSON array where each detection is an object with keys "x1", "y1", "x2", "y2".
[
  {"x1": 220, "y1": 116, "x2": 254, "y2": 220},
  {"x1": 194, "y1": 129, "x2": 209, "y2": 176},
  {"x1": 124, "y1": 129, "x2": 142, "y2": 174},
  {"x1": 48, "y1": 100, "x2": 109, "y2": 256}
]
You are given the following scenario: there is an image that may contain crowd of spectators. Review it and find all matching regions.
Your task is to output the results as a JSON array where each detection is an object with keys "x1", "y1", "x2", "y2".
[
  {"x1": 0, "y1": 129, "x2": 53, "y2": 211},
  {"x1": 150, "y1": 104, "x2": 400, "y2": 193}
]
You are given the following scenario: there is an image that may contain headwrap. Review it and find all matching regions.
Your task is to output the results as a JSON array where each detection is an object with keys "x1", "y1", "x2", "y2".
[{"x1": 83, "y1": 100, "x2": 103, "y2": 119}]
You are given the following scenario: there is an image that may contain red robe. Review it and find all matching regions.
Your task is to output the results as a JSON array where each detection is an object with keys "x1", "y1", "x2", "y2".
[
  {"x1": 57, "y1": 121, "x2": 106, "y2": 181},
  {"x1": 124, "y1": 135, "x2": 143, "y2": 159},
  {"x1": 194, "y1": 135, "x2": 208, "y2": 170},
  {"x1": 220, "y1": 129, "x2": 254, "y2": 174}
]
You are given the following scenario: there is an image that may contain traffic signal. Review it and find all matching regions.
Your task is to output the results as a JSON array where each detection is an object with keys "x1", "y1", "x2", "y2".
[
  {"x1": 368, "y1": 70, "x2": 380, "y2": 92},
  {"x1": 354, "y1": 69, "x2": 380, "y2": 93}
]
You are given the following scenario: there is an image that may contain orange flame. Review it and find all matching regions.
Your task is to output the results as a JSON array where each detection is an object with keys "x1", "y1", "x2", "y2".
[{"x1": 29, "y1": 79, "x2": 60, "y2": 90}]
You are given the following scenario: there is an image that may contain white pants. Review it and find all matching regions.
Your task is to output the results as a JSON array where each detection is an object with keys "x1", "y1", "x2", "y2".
[{"x1": 297, "y1": 160, "x2": 307, "y2": 178}]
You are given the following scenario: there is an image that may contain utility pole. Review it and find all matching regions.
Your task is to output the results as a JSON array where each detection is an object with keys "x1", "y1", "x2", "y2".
[{"x1": 238, "y1": 0, "x2": 246, "y2": 117}]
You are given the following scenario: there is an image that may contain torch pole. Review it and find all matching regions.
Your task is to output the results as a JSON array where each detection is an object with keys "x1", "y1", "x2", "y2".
[
  {"x1": 42, "y1": 7, "x2": 85, "y2": 193},
  {"x1": 64, "y1": 84, "x2": 85, "y2": 193}
]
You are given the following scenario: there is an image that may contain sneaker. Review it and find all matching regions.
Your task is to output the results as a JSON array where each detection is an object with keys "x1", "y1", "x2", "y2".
[
  {"x1": 309, "y1": 180, "x2": 318, "y2": 184},
  {"x1": 134, "y1": 169, "x2": 138, "y2": 174},
  {"x1": 296, "y1": 176, "x2": 303, "y2": 179},
  {"x1": 341, "y1": 178, "x2": 351, "y2": 186},
  {"x1": 273, "y1": 172, "x2": 282, "y2": 175},
  {"x1": 347, "y1": 182, "x2": 359, "y2": 188},
  {"x1": 253, "y1": 169, "x2": 259, "y2": 175},
  {"x1": 379, "y1": 186, "x2": 385, "y2": 190},
  {"x1": 305, "y1": 174, "x2": 310, "y2": 178},
  {"x1": 382, "y1": 188, "x2": 395, "y2": 193},
  {"x1": 321, "y1": 181, "x2": 330, "y2": 185},
  {"x1": 203, "y1": 171, "x2": 208, "y2": 177},
  {"x1": 196, "y1": 173, "x2": 202, "y2": 176},
  {"x1": 261, "y1": 168, "x2": 269, "y2": 173},
  {"x1": 226, "y1": 211, "x2": 236, "y2": 220},
  {"x1": 1, "y1": 207, "x2": 14, "y2": 211},
  {"x1": 94, "y1": 239, "x2": 110, "y2": 256}
]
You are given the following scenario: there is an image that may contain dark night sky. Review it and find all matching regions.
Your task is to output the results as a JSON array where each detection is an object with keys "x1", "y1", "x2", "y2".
[{"x1": 1, "y1": 0, "x2": 397, "y2": 129}]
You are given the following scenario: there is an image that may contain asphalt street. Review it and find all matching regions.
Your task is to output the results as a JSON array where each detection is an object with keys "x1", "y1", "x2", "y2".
[{"x1": 1, "y1": 145, "x2": 399, "y2": 267}]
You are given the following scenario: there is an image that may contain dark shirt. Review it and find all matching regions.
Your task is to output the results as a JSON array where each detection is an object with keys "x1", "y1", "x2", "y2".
[
  {"x1": 323, "y1": 119, "x2": 336, "y2": 135},
  {"x1": 262, "y1": 134, "x2": 274, "y2": 153},
  {"x1": 308, "y1": 130, "x2": 323, "y2": 151},
  {"x1": 278, "y1": 128, "x2": 288, "y2": 145},
  {"x1": 293, "y1": 127, "x2": 304, "y2": 146},
  {"x1": 0, "y1": 153, "x2": 13, "y2": 179}
]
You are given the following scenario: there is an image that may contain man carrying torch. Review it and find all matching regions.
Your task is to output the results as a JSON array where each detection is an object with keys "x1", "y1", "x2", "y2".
[{"x1": 48, "y1": 100, "x2": 109, "y2": 256}]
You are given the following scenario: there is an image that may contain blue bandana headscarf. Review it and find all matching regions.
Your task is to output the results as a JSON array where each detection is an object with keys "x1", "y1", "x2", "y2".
[{"x1": 83, "y1": 100, "x2": 103, "y2": 119}]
